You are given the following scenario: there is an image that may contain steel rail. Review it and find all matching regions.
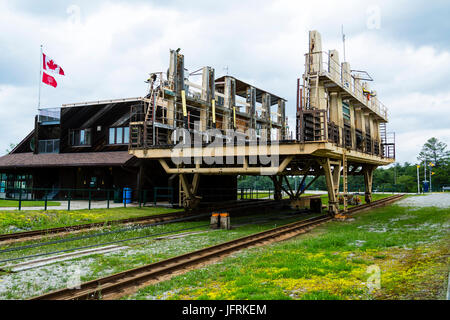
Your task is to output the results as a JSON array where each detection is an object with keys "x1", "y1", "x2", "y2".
[
  {"x1": 30, "y1": 194, "x2": 404, "y2": 300},
  {"x1": 345, "y1": 194, "x2": 404, "y2": 214},
  {"x1": 0, "y1": 199, "x2": 283, "y2": 243},
  {"x1": 30, "y1": 215, "x2": 330, "y2": 300}
]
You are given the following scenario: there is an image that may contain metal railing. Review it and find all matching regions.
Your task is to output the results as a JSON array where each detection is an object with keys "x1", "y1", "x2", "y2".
[
  {"x1": 296, "y1": 109, "x2": 392, "y2": 158},
  {"x1": 38, "y1": 108, "x2": 61, "y2": 124},
  {"x1": 0, "y1": 187, "x2": 175, "y2": 211},
  {"x1": 305, "y1": 51, "x2": 388, "y2": 121},
  {"x1": 238, "y1": 188, "x2": 274, "y2": 200}
]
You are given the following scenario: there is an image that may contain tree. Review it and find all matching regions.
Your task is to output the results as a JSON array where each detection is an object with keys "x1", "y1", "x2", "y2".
[
  {"x1": 418, "y1": 137, "x2": 450, "y2": 166},
  {"x1": 397, "y1": 175, "x2": 416, "y2": 193}
]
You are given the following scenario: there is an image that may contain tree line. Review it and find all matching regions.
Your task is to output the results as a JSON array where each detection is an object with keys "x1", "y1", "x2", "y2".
[{"x1": 238, "y1": 137, "x2": 450, "y2": 193}]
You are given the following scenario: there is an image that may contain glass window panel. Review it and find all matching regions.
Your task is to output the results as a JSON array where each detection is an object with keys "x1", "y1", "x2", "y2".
[
  {"x1": 74, "y1": 130, "x2": 80, "y2": 145},
  {"x1": 124, "y1": 127, "x2": 130, "y2": 144},
  {"x1": 109, "y1": 128, "x2": 115, "y2": 144},
  {"x1": 80, "y1": 130, "x2": 85, "y2": 145},
  {"x1": 116, "y1": 128, "x2": 123, "y2": 144},
  {"x1": 85, "y1": 129, "x2": 91, "y2": 145}
]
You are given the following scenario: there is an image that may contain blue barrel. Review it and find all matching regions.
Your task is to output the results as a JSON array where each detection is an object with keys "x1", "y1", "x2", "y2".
[
  {"x1": 123, "y1": 187, "x2": 132, "y2": 204},
  {"x1": 422, "y1": 181, "x2": 429, "y2": 193},
  {"x1": 300, "y1": 181, "x2": 306, "y2": 193}
]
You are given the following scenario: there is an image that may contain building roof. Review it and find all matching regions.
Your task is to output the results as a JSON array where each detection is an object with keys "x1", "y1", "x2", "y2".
[
  {"x1": 0, "y1": 152, "x2": 135, "y2": 169},
  {"x1": 62, "y1": 97, "x2": 144, "y2": 108}
]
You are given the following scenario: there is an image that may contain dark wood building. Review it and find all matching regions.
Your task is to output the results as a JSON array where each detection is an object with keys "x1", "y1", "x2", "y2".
[{"x1": 0, "y1": 98, "x2": 237, "y2": 203}]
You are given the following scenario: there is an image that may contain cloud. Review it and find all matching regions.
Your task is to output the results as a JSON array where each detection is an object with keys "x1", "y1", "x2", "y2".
[{"x1": 0, "y1": 0, "x2": 449, "y2": 164}]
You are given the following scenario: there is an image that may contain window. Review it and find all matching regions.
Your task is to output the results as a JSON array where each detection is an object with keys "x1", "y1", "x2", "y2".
[
  {"x1": 0, "y1": 173, "x2": 6, "y2": 193},
  {"x1": 342, "y1": 102, "x2": 351, "y2": 121},
  {"x1": 109, "y1": 128, "x2": 115, "y2": 144},
  {"x1": 70, "y1": 129, "x2": 91, "y2": 146},
  {"x1": 109, "y1": 127, "x2": 129, "y2": 145},
  {"x1": 0, "y1": 173, "x2": 33, "y2": 194},
  {"x1": 38, "y1": 139, "x2": 60, "y2": 153}
]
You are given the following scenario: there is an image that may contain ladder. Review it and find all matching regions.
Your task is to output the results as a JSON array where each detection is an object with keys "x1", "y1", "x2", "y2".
[
  {"x1": 130, "y1": 125, "x2": 141, "y2": 149},
  {"x1": 379, "y1": 122, "x2": 387, "y2": 144},
  {"x1": 379, "y1": 122, "x2": 387, "y2": 157},
  {"x1": 342, "y1": 149, "x2": 348, "y2": 212},
  {"x1": 143, "y1": 87, "x2": 162, "y2": 146}
]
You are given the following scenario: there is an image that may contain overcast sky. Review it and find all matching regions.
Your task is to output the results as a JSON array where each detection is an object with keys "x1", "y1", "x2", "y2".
[{"x1": 0, "y1": 0, "x2": 449, "y2": 164}]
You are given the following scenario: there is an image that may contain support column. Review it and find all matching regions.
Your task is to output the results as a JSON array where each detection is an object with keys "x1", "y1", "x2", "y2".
[
  {"x1": 363, "y1": 165, "x2": 376, "y2": 203},
  {"x1": 201, "y1": 67, "x2": 215, "y2": 131},
  {"x1": 368, "y1": 114, "x2": 375, "y2": 153},
  {"x1": 350, "y1": 106, "x2": 356, "y2": 150},
  {"x1": 342, "y1": 151, "x2": 348, "y2": 212},
  {"x1": 271, "y1": 176, "x2": 283, "y2": 201},
  {"x1": 179, "y1": 173, "x2": 201, "y2": 210},
  {"x1": 224, "y1": 77, "x2": 236, "y2": 130},
  {"x1": 355, "y1": 108, "x2": 366, "y2": 151},
  {"x1": 247, "y1": 86, "x2": 257, "y2": 138},
  {"x1": 318, "y1": 158, "x2": 339, "y2": 215},
  {"x1": 278, "y1": 99, "x2": 286, "y2": 140},
  {"x1": 262, "y1": 93, "x2": 271, "y2": 140},
  {"x1": 332, "y1": 160, "x2": 342, "y2": 197},
  {"x1": 329, "y1": 93, "x2": 343, "y2": 132}
]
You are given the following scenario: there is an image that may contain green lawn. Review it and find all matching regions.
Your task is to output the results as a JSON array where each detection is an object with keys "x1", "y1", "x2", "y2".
[
  {"x1": 0, "y1": 206, "x2": 182, "y2": 234},
  {"x1": 0, "y1": 209, "x2": 317, "y2": 299},
  {"x1": 0, "y1": 195, "x2": 450, "y2": 299},
  {"x1": 0, "y1": 200, "x2": 61, "y2": 208},
  {"x1": 128, "y1": 199, "x2": 449, "y2": 300},
  {"x1": 1, "y1": 195, "x2": 447, "y2": 300}
]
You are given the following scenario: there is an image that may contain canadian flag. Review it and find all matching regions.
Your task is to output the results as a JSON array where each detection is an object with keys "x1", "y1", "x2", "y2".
[
  {"x1": 42, "y1": 72, "x2": 57, "y2": 88},
  {"x1": 42, "y1": 53, "x2": 65, "y2": 76}
]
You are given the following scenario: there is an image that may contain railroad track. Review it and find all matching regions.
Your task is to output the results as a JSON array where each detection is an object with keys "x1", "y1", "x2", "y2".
[
  {"x1": 0, "y1": 198, "x2": 292, "y2": 243},
  {"x1": 30, "y1": 194, "x2": 404, "y2": 300},
  {"x1": 345, "y1": 194, "x2": 404, "y2": 214}
]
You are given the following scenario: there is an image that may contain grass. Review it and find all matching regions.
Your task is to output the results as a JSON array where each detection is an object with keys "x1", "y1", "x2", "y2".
[
  {"x1": 1, "y1": 194, "x2": 447, "y2": 300},
  {"x1": 0, "y1": 208, "x2": 317, "y2": 299},
  {"x1": 0, "y1": 206, "x2": 181, "y2": 234},
  {"x1": 0, "y1": 200, "x2": 60, "y2": 208},
  {"x1": 127, "y1": 199, "x2": 450, "y2": 300}
]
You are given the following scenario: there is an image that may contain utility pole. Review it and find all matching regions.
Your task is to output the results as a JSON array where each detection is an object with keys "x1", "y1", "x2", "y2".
[
  {"x1": 429, "y1": 162, "x2": 435, "y2": 193},
  {"x1": 424, "y1": 159, "x2": 427, "y2": 188},
  {"x1": 429, "y1": 168, "x2": 432, "y2": 193},
  {"x1": 416, "y1": 165, "x2": 420, "y2": 194},
  {"x1": 38, "y1": 44, "x2": 43, "y2": 110}
]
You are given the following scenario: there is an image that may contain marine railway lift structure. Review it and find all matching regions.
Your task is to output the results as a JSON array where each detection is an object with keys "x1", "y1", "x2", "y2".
[{"x1": 128, "y1": 31, "x2": 396, "y2": 215}]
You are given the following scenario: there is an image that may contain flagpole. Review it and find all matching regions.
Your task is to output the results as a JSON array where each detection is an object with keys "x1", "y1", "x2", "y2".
[{"x1": 38, "y1": 44, "x2": 42, "y2": 110}]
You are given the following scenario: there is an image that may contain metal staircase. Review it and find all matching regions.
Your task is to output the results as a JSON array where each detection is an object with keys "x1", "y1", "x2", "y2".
[{"x1": 379, "y1": 122, "x2": 395, "y2": 159}]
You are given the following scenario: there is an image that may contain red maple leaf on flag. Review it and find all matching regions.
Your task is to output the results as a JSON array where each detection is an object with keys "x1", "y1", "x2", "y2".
[{"x1": 47, "y1": 59, "x2": 58, "y2": 70}]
